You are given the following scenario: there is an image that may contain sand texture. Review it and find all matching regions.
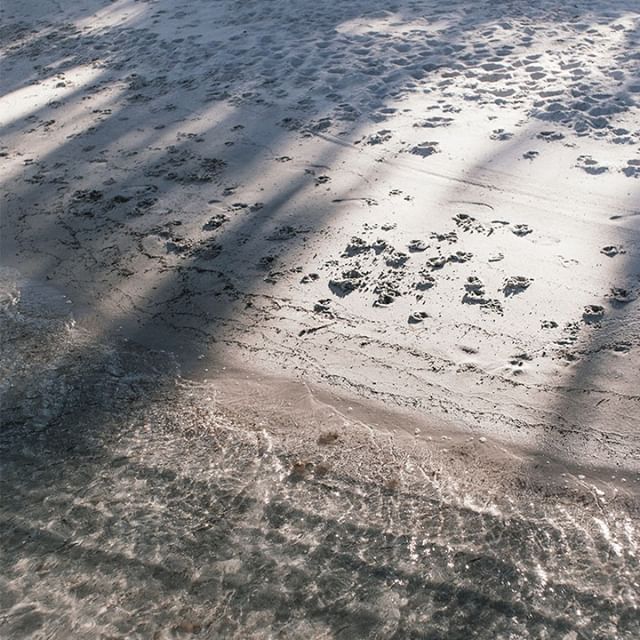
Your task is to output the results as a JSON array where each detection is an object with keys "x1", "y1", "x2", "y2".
[{"x1": 1, "y1": 1, "x2": 640, "y2": 636}]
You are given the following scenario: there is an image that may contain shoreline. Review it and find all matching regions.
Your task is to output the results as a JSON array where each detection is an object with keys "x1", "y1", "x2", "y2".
[
  {"x1": 2, "y1": 290, "x2": 639, "y2": 637},
  {"x1": 2, "y1": 265, "x2": 638, "y2": 506}
]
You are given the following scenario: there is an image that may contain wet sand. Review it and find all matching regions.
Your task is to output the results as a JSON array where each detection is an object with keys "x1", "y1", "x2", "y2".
[{"x1": 1, "y1": 273, "x2": 638, "y2": 638}]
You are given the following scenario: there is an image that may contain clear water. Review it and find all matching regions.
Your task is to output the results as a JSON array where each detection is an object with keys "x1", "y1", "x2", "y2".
[{"x1": 1, "y1": 270, "x2": 638, "y2": 639}]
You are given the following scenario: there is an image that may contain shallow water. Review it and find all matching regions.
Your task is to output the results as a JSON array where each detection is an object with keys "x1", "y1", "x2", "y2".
[{"x1": 1, "y1": 270, "x2": 638, "y2": 639}]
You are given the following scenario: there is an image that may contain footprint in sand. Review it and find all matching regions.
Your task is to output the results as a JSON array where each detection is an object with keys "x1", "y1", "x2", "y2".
[
  {"x1": 606, "y1": 287, "x2": 634, "y2": 304},
  {"x1": 464, "y1": 276, "x2": 485, "y2": 292},
  {"x1": 481, "y1": 299, "x2": 504, "y2": 315},
  {"x1": 343, "y1": 236, "x2": 388, "y2": 257},
  {"x1": 600, "y1": 245, "x2": 625, "y2": 257},
  {"x1": 583, "y1": 304, "x2": 605, "y2": 322},
  {"x1": 507, "y1": 357, "x2": 528, "y2": 376},
  {"x1": 621, "y1": 159, "x2": 640, "y2": 178},
  {"x1": 461, "y1": 274, "x2": 484, "y2": 299},
  {"x1": 536, "y1": 130, "x2": 565, "y2": 142},
  {"x1": 410, "y1": 141, "x2": 440, "y2": 157},
  {"x1": 431, "y1": 231, "x2": 458, "y2": 244},
  {"x1": 462, "y1": 289, "x2": 488, "y2": 305},
  {"x1": 373, "y1": 284, "x2": 400, "y2": 307},
  {"x1": 407, "y1": 239, "x2": 429, "y2": 252},
  {"x1": 371, "y1": 239, "x2": 388, "y2": 254},
  {"x1": 202, "y1": 213, "x2": 229, "y2": 230},
  {"x1": 448, "y1": 251, "x2": 473, "y2": 263},
  {"x1": 313, "y1": 299, "x2": 333, "y2": 314},
  {"x1": 414, "y1": 117, "x2": 454, "y2": 129},
  {"x1": 426, "y1": 255, "x2": 447, "y2": 270},
  {"x1": 462, "y1": 276, "x2": 496, "y2": 307},
  {"x1": 342, "y1": 236, "x2": 369, "y2": 257},
  {"x1": 415, "y1": 272, "x2": 436, "y2": 290},
  {"x1": 490, "y1": 129, "x2": 513, "y2": 141},
  {"x1": 511, "y1": 224, "x2": 533, "y2": 237},
  {"x1": 329, "y1": 269, "x2": 365, "y2": 296},
  {"x1": 576, "y1": 155, "x2": 608, "y2": 175},
  {"x1": 365, "y1": 130, "x2": 392, "y2": 145},
  {"x1": 300, "y1": 273, "x2": 320, "y2": 284},
  {"x1": 258, "y1": 255, "x2": 278, "y2": 270},
  {"x1": 385, "y1": 251, "x2": 410, "y2": 268},
  {"x1": 453, "y1": 214, "x2": 485, "y2": 234},
  {"x1": 503, "y1": 275, "x2": 533, "y2": 296},
  {"x1": 267, "y1": 225, "x2": 307, "y2": 241},
  {"x1": 408, "y1": 311, "x2": 429, "y2": 324}
]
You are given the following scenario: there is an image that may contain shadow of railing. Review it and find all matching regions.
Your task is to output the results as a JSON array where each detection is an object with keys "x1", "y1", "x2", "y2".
[{"x1": 2, "y1": 2, "x2": 640, "y2": 636}]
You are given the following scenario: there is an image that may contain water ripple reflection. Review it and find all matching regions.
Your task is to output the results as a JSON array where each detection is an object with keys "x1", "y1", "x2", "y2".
[{"x1": 1, "y1": 270, "x2": 638, "y2": 639}]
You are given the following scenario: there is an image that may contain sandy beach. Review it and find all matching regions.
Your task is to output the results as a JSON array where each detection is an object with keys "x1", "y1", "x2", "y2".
[{"x1": 1, "y1": 0, "x2": 639, "y2": 637}]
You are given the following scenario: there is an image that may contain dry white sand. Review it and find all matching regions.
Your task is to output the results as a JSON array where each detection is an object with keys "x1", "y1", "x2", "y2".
[{"x1": 2, "y1": 0, "x2": 638, "y2": 472}]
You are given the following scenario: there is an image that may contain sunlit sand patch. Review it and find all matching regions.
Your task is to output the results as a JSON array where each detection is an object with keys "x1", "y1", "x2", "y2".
[
  {"x1": 74, "y1": 0, "x2": 149, "y2": 31},
  {"x1": 0, "y1": 64, "x2": 105, "y2": 130}
]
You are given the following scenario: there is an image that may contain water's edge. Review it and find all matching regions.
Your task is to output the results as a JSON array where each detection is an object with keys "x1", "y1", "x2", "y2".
[{"x1": 1, "y1": 268, "x2": 638, "y2": 639}]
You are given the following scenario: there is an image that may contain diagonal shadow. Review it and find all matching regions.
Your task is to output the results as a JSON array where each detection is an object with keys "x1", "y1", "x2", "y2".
[{"x1": 2, "y1": 2, "x2": 640, "y2": 637}]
